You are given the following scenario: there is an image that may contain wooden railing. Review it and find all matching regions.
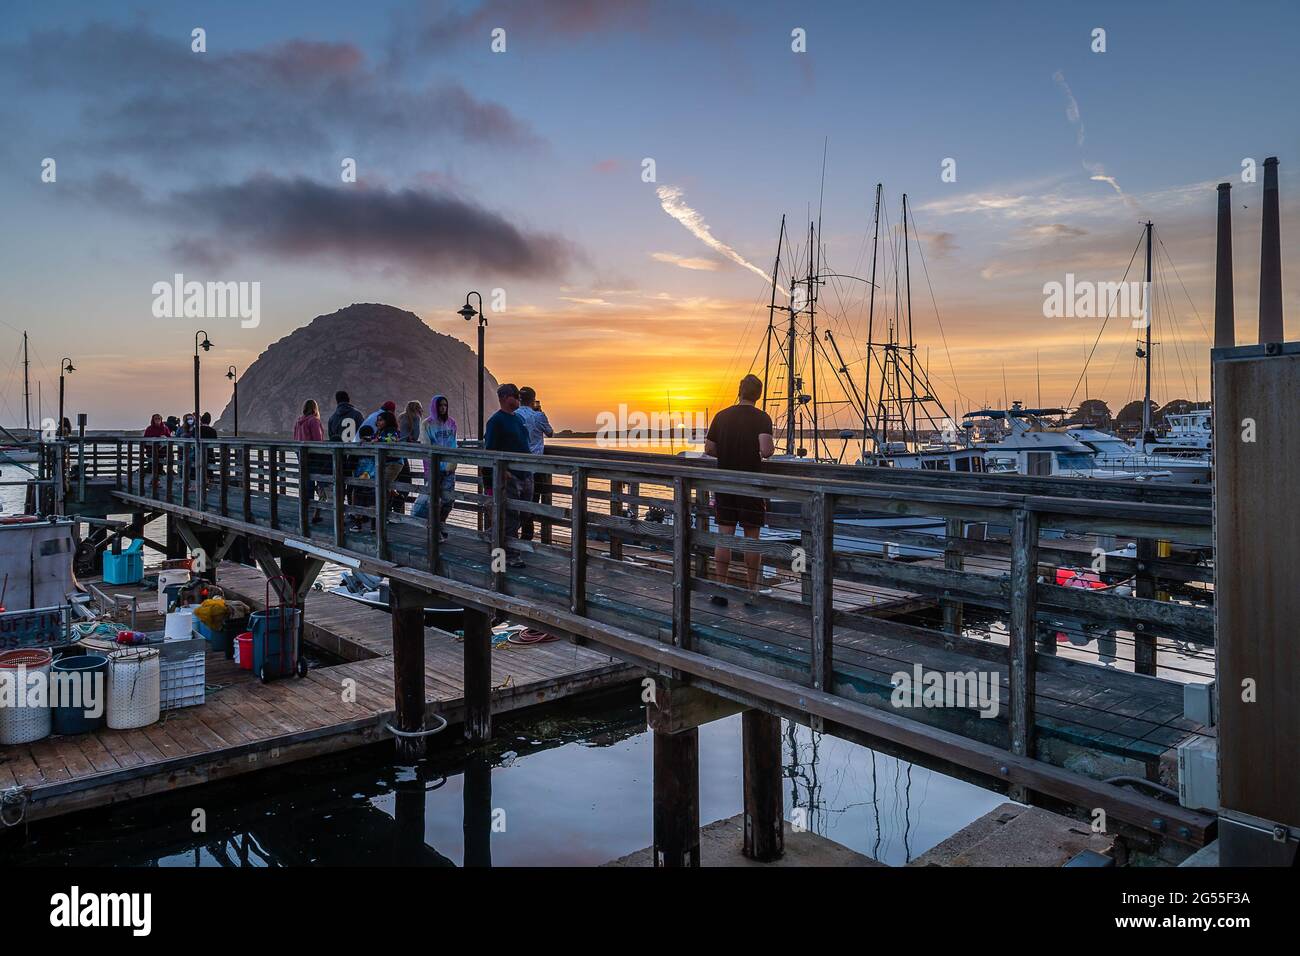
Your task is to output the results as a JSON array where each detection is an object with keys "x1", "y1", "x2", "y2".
[{"x1": 56, "y1": 434, "x2": 1218, "y2": 841}]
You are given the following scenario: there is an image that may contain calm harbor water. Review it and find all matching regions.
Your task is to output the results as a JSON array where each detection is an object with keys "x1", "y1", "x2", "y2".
[{"x1": 3, "y1": 695, "x2": 1005, "y2": 867}]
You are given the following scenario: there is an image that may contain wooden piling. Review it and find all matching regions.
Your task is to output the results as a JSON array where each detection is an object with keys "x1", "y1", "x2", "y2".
[
  {"x1": 1133, "y1": 538, "x2": 1157, "y2": 675},
  {"x1": 742, "y1": 709, "x2": 784, "y2": 862},
  {"x1": 942, "y1": 517, "x2": 965, "y2": 635},
  {"x1": 390, "y1": 579, "x2": 427, "y2": 761},
  {"x1": 463, "y1": 606, "x2": 493, "y2": 745},
  {"x1": 652, "y1": 726, "x2": 700, "y2": 867},
  {"x1": 1008, "y1": 508, "x2": 1039, "y2": 800}
]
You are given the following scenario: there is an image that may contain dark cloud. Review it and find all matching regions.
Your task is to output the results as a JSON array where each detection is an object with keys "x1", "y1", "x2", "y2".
[
  {"x1": 2, "y1": 23, "x2": 541, "y2": 162},
  {"x1": 389, "y1": 0, "x2": 740, "y2": 64},
  {"x1": 165, "y1": 176, "x2": 576, "y2": 279}
]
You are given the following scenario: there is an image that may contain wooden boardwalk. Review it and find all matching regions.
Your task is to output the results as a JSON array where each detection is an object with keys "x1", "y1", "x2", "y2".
[
  {"x1": 54, "y1": 435, "x2": 1219, "y2": 844},
  {"x1": 119, "y1": 480, "x2": 1203, "y2": 774},
  {"x1": 0, "y1": 566, "x2": 635, "y2": 823}
]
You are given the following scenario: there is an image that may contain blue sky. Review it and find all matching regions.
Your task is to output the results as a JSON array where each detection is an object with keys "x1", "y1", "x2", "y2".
[{"x1": 1, "y1": 0, "x2": 1297, "y2": 429}]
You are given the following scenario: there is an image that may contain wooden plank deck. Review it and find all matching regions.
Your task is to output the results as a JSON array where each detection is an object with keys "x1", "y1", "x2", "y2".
[
  {"x1": 0, "y1": 566, "x2": 638, "y2": 823},
  {"x1": 112, "y1": 477, "x2": 1204, "y2": 776}
]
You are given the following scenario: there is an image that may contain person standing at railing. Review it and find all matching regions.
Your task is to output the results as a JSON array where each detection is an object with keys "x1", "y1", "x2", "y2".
[
  {"x1": 704, "y1": 374, "x2": 774, "y2": 606},
  {"x1": 515, "y1": 386, "x2": 553, "y2": 542},
  {"x1": 327, "y1": 390, "x2": 365, "y2": 512},
  {"x1": 483, "y1": 383, "x2": 531, "y2": 567},
  {"x1": 294, "y1": 400, "x2": 326, "y2": 524},
  {"x1": 143, "y1": 413, "x2": 171, "y2": 482},
  {"x1": 414, "y1": 394, "x2": 458, "y2": 538},
  {"x1": 143, "y1": 414, "x2": 171, "y2": 439},
  {"x1": 327, "y1": 391, "x2": 365, "y2": 443},
  {"x1": 392, "y1": 401, "x2": 423, "y2": 514}
]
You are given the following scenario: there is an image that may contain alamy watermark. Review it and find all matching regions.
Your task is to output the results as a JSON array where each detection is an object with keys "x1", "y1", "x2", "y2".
[
  {"x1": 152, "y1": 273, "x2": 260, "y2": 328},
  {"x1": 595, "y1": 404, "x2": 707, "y2": 447},
  {"x1": 1043, "y1": 275, "x2": 1149, "y2": 327},
  {"x1": 890, "y1": 664, "x2": 999, "y2": 719},
  {"x1": 0, "y1": 666, "x2": 103, "y2": 718}
]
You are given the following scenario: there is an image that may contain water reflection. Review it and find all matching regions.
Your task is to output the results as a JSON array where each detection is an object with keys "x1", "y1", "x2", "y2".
[{"x1": 6, "y1": 698, "x2": 1004, "y2": 867}]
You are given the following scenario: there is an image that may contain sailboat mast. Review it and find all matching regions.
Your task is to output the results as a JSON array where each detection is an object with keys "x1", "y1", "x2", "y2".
[
  {"x1": 1142, "y1": 220, "x2": 1154, "y2": 437},
  {"x1": 22, "y1": 331, "x2": 31, "y2": 433},
  {"x1": 903, "y1": 194, "x2": 918, "y2": 442},
  {"x1": 786, "y1": 279, "x2": 797, "y2": 455},
  {"x1": 863, "y1": 183, "x2": 882, "y2": 459},
  {"x1": 808, "y1": 221, "x2": 819, "y2": 460},
  {"x1": 763, "y1": 216, "x2": 785, "y2": 415}
]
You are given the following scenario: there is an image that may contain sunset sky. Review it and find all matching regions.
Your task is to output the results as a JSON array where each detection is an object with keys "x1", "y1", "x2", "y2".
[{"x1": 1, "y1": 0, "x2": 1297, "y2": 431}]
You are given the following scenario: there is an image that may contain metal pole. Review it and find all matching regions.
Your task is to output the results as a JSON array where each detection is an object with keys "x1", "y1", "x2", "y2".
[
  {"x1": 477, "y1": 318, "x2": 485, "y2": 443},
  {"x1": 1142, "y1": 221, "x2": 1153, "y2": 438}
]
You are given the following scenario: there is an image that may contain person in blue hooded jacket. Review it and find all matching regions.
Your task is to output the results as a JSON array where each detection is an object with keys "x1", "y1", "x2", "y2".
[{"x1": 414, "y1": 394, "x2": 458, "y2": 536}]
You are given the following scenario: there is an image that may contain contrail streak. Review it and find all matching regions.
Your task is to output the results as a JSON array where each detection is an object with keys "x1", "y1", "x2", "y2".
[
  {"x1": 656, "y1": 184, "x2": 789, "y2": 296},
  {"x1": 1053, "y1": 70, "x2": 1084, "y2": 146}
]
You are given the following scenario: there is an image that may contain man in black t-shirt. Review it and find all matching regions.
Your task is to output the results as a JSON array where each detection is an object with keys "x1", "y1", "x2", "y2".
[{"x1": 704, "y1": 374, "x2": 774, "y2": 605}]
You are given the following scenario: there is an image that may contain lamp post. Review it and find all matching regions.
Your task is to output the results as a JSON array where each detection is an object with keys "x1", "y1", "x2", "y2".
[
  {"x1": 57, "y1": 357, "x2": 75, "y2": 437},
  {"x1": 458, "y1": 292, "x2": 485, "y2": 441},
  {"x1": 226, "y1": 365, "x2": 238, "y2": 437},
  {"x1": 193, "y1": 331, "x2": 213, "y2": 430}
]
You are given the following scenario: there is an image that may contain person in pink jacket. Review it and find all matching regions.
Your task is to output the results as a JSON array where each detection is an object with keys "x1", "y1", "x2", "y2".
[{"x1": 294, "y1": 400, "x2": 326, "y2": 523}]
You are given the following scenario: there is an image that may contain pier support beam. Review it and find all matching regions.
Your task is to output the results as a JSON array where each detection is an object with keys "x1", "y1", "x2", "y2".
[
  {"x1": 463, "y1": 606, "x2": 493, "y2": 745},
  {"x1": 390, "y1": 579, "x2": 427, "y2": 762},
  {"x1": 742, "y1": 709, "x2": 784, "y2": 862},
  {"x1": 942, "y1": 517, "x2": 965, "y2": 636},
  {"x1": 652, "y1": 726, "x2": 700, "y2": 867}
]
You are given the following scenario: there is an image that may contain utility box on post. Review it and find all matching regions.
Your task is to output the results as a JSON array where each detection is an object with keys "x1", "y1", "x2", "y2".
[{"x1": 1212, "y1": 341, "x2": 1300, "y2": 865}]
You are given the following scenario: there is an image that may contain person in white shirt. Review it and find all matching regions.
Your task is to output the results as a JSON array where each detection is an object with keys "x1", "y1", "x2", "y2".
[{"x1": 516, "y1": 386, "x2": 553, "y2": 541}]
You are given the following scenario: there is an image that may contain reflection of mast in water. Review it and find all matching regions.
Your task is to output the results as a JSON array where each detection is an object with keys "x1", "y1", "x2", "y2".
[{"x1": 784, "y1": 721, "x2": 823, "y2": 833}]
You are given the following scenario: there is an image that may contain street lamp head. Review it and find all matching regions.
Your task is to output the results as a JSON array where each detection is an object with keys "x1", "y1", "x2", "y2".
[
  {"x1": 458, "y1": 302, "x2": 478, "y2": 322},
  {"x1": 62, "y1": 358, "x2": 75, "y2": 374},
  {"x1": 196, "y1": 330, "x2": 213, "y2": 352},
  {"x1": 226, "y1": 365, "x2": 237, "y2": 380}
]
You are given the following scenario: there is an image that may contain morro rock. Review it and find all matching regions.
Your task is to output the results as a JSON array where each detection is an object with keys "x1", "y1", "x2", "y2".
[{"x1": 213, "y1": 303, "x2": 499, "y2": 436}]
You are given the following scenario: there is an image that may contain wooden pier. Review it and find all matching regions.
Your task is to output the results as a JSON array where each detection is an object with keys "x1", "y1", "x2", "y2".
[
  {"x1": 0, "y1": 564, "x2": 633, "y2": 823},
  {"x1": 8, "y1": 433, "x2": 1220, "y2": 857}
]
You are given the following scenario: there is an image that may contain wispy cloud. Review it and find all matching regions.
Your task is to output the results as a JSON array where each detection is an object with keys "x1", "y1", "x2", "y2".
[
  {"x1": 651, "y1": 251, "x2": 720, "y2": 271},
  {"x1": 656, "y1": 185, "x2": 787, "y2": 293}
]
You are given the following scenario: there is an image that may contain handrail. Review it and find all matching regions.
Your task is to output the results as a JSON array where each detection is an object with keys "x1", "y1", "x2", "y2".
[{"x1": 72, "y1": 433, "x2": 1212, "y2": 533}]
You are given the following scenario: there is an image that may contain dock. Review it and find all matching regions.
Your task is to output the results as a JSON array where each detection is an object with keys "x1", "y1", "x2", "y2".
[
  {"x1": 4, "y1": 428, "x2": 1231, "y2": 862},
  {"x1": 0, "y1": 564, "x2": 634, "y2": 823}
]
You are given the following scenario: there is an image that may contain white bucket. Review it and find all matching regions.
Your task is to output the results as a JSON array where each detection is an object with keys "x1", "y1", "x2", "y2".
[
  {"x1": 0, "y1": 649, "x2": 53, "y2": 745},
  {"x1": 164, "y1": 608, "x2": 194, "y2": 641},
  {"x1": 106, "y1": 648, "x2": 160, "y2": 729},
  {"x1": 157, "y1": 569, "x2": 191, "y2": 612}
]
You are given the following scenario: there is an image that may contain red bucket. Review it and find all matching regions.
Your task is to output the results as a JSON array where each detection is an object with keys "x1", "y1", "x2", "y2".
[{"x1": 235, "y1": 632, "x2": 253, "y2": 670}]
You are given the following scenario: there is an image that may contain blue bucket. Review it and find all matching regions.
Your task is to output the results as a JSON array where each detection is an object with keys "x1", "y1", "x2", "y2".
[{"x1": 51, "y1": 654, "x2": 109, "y2": 735}]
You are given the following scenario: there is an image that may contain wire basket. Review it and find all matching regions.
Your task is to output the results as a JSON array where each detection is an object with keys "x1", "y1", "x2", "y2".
[
  {"x1": 106, "y1": 647, "x2": 160, "y2": 729},
  {"x1": 0, "y1": 648, "x2": 52, "y2": 745}
]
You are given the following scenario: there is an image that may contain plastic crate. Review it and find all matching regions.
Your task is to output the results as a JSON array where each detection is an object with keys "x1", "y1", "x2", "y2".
[{"x1": 160, "y1": 645, "x2": 206, "y2": 711}]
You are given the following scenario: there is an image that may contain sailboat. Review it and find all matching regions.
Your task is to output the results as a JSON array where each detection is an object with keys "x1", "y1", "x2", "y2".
[
  {"x1": 754, "y1": 186, "x2": 979, "y2": 471},
  {"x1": 1, "y1": 332, "x2": 38, "y2": 464}
]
